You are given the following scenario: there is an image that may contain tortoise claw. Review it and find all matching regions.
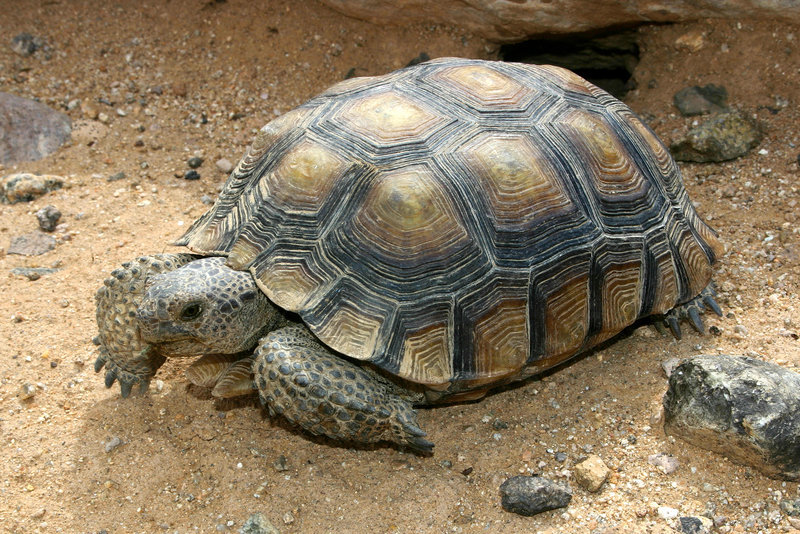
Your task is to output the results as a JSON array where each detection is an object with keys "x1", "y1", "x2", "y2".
[
  {"x1": 703, "y1": 294, "x2": 723, "y2": 317},
  {"x1": 406, "y1": 435, "x2": 435, "y2": 455},
  {"x1": 666, "y1": 316, "x2": 682, "y2": 340},
  {"x1": 688, "y1": 307, "x2": 704, "y2": 333},
  {"x1": 104, "y1": 369, "x2": 118, "y2": 388},
  {"x1": 94, "y1": 354, "x2": 107, "y2": 373},
  {"x1": 119, "y1": 379, "x2": 134, "y2": 398}
]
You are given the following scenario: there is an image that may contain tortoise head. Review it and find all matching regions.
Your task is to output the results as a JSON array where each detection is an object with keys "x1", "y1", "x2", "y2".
[{"x1": 136, "y1": 256, "x2": 275, "y2": 356}]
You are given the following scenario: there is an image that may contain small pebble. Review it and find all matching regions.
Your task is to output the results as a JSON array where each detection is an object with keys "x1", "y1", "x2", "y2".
[
  {"x1": 648, "y1": 453, "x2": 680, "y2": 474},
  {"x1": 573, "y1": 454, "x2": 610, "y2": 492},
  {"x1": 679, "y1": 515, "x2": 712, "y2": 533},
  {"x1": 216, "y1": 158, "x2": 234, "y2": 173},
  {"x1": 20, "y1": 382, "x2": 37, "y2": 400},
  {"x1": 239, "y1": 513, "x2": 279, "y2": 534},
  {"x1": 781, "y1": 498, "x2": 800, "y2": 516},
  {"x1": 187, "y1": 156, "x2": 204, "y2": 168},
  {"x1": 11, "y1": 32, "x2": 39, "y2": 56},
  {"x1": 184, "y1": 170, "x2": 201, "y2": 180},
  {"x1": 104, "y1": 436, "x2": 123, "y2": 453},
  {"x1": 108, "y1": 171, "x2": 126, "y2": 182},
  {"x1": 273, "y1": 455, "x2": 289, "y2": 472},
  {"x1": 554, "y1": 452, "x2": 567, "y2": 463},
  {"x1": 282, "y1": 512, "x2": 294, "y2": 525},
  {"x1": 658, "y1": 506, "x2": 679, "y2": 520},
  {"x1": 499, "y1": 475, "x2": 572, "y2": 516},
  {"x1": 36, "y1": 205, "x2": 61, "y2": 232}
]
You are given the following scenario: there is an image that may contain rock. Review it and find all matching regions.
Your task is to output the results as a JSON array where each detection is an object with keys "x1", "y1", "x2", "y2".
[
  {"x1": 674, "y1": 30, "x2": 706, "y2": 52},
  {"x1": 187, "y1": 156, "x2": 204, "y2": 168},
  {"x1": 10, "y1": 33, "x2": 41, "y2": 56},
  {"x1": 499, "y1": 475, "x2": 571, "y2": 516},
  {"x1": 273, "y1": 455, "x2": 289, "y2": 472},
  {"x1": 108, "y1": 172, "x2": 126, "y2": 182},
  {"x1": 673, "y1": 85, "x2": 729, "y2": 116},
  {"x1": 574, "y1": 454, "x2": 610, "y2": 492},
  {"x1": 658, "y1": 506, "x2": 679, "y2": 520},
  {"x1": 318, "y1": 0, "x2": 800, "y2": 43},
  {"x1": 184, "y1": 170, "x2": 200, "y2": 180},
  {"x1": 781, "y1": 498, "x2": 800, "y2": 517},
  {"x1": 647, "y1": 453, "x2": 680, "y2": 474},
  {"x1": 0, "y1": 93, "x2": 71, "y2": 165},
  {"x1": 216, "y1": 158, "x2": 234, "y2": 174},
  {"x1": 19, "y1": 382, "x2": 36, "y2": 400},
  {"x1": 11, "y1": 267, "x2": 59, "y2": 280},
  {"x1": 670, "y1": 111, "x2": 762, "y2": 162},
  {"x1": 104, "y1": 437, "x2": 123, "y2": 453},
  {"x1": 1, "y1": 173, "x2": 64, "y2": 203},
  {"x1": 663, "y1": 354, "x2": 800, "y2": 480},
  {"x1": 678, "y1": 515, "x2": 713, "y2": 533},
  {"x1": 240, "y1": 514, "x2": 280, "y2": 534},
  {"x1": 36, "y1": 205, "x2": 61, "y2": 232},
  {"x1": 8, "y1": 231, "x2": 56, "y2": 256}
]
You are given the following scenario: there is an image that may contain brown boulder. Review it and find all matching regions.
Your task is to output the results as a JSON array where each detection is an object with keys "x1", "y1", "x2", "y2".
[{"x1": 319, "y1": 0, "x2": 800, "y2": 42}]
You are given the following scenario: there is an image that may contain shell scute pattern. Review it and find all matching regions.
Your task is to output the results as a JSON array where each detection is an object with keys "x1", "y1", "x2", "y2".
[{"x1": 177, "y1": 58, "x2": 722, "y2": 394}]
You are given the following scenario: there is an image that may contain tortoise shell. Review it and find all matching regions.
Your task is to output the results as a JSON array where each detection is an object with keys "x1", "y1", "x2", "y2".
[{"x1": 177, "y1": 57, "x2": 723, "y2": 398}]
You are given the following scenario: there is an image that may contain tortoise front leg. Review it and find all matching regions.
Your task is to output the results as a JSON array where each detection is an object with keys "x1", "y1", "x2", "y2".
[
  {"x1": 253, "y1": 326, "x2": 434, "y2": 454},
  {"x1": 94, "y1": 254, "x2": 198, "y2": 396}
]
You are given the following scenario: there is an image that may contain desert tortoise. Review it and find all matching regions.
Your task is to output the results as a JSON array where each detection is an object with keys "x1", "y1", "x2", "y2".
[{"x1": 95, "y1": 57, "x2": 723, "y2": 453}]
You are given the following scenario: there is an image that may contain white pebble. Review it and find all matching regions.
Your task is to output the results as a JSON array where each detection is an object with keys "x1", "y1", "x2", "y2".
[{"x1": 657, "y1": 506, "x2": 679, "y2": 520}]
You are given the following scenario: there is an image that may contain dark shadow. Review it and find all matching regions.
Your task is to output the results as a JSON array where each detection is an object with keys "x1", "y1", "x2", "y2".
[{"x1": 500, "y1": 28, "x2": 641, "y2": 99}]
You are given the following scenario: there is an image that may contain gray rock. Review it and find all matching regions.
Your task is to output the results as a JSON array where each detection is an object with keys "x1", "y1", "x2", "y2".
[
  {"x1": 188, "y1": 156, "x2": 204, "y2": 169},
  {"x1": 273, "y1": 455, "x2": 289, "y2": 472},
  {"x1": 104, "y1": 436, "x2": 123, "y2": 453},
  {"x1": 108, "y1": 172, "x2": 126, "y2": 182},
  {"x1": 781, "y1": 498, "x2": 800, "y2": 517},
  {"x1": 673, "y1": 85, "x2": 728, "y2": 116},
  {"x1": 11, "y1": 267, "x2": 59, "y2": 280},
  {"x1": 670, "y1": 111, "x2": 762, "y2": 162},
  {"x1": 8, "y1": 231, "x2": 56, "y2": 255},
  {"x1": 240, "y1": 513, "x2": 279, "y2": 534},
  {"x1": 0, "y1": 93, "x2": 71, "y2": 165},
  {"x1": 216, "y1": 158, "x2": 234, "y2": 174},
  {"x1": 10, "y1": 33, "x2": 41, "y2": 57},
  {"x1": 663, "y1": 354, "x2": 800, "y2": 480},
  {"x1": 679, "y1": 516, "x2": 712, "y2": 534},
  {"x1": 319, "y1": 0, "x2": 800, "y2": 43},
  {"x1": 499, "y1": 475, "x2": 572, "y2": 516},
  {"x1": 36, "y1": 205, "x2": 61, "y2": 232},
  {"x1": 1, "y1": 173, "x2": 64, "y2": 203}
]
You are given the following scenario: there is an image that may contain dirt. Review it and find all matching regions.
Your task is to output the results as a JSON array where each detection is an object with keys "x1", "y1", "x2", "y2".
[{"x1": 0, "y1": 2, "x2": 798, "y2": 533}]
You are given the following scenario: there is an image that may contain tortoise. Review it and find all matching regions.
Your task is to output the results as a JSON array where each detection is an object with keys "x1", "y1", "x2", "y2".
[{"x1": 94, "y1": 57, "x2": 724, "y2": 453}]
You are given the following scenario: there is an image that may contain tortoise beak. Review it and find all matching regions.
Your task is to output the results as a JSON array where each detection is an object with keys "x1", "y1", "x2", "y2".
[{"x1": 136, "y1": 300, "x2": 188, "y2": 343}]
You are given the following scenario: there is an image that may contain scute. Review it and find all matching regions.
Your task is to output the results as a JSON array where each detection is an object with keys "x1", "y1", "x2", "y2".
[{"x1": 177, "y1": 58, "x2": 722, "y2": 396}]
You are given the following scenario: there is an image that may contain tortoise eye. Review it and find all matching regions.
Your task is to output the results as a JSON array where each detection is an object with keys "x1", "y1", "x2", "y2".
[{"x1": 179, "y1": 302, "x2": 204, "y2": 321}]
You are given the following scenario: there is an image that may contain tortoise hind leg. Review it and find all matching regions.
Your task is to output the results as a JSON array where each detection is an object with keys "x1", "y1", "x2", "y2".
[
  {"x1": 664, "y1": 284, "x2": 723, "y2": 339},
  {"x1": 253, "y1": 326, "x2": 433, "y2": 454}
]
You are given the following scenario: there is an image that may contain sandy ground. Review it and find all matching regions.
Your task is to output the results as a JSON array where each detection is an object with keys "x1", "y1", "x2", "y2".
[{"x1": 0, "y1": 1, "x2": 799, "y2": 533}]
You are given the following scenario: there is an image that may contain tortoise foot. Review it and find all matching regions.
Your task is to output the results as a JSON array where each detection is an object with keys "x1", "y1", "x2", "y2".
[
  {"x1": 94, "y1": 253, "x2": 197, "y2": 397},
  {"x1": 664, "y1": 284, "x2": 723, "y2": 340},
  {"x1": 94, "y1": 346, "x2": 164, "y2": 397},
  {"x1": 254, "y1": 326, "x2": 434, "y2": 454},
  {"x1": 185, "y1": 353, "x2": 256, "y2": 399}
]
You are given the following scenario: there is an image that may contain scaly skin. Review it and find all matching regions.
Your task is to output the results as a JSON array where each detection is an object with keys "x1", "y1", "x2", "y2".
[
  {"x1": 94, "y1": 254, "x2": 197, "y2": 396},
  {"x1": 253, "y1": 326, "x2": 433, "y2": 454}
]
